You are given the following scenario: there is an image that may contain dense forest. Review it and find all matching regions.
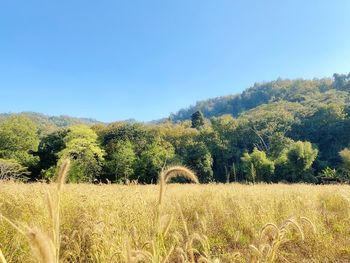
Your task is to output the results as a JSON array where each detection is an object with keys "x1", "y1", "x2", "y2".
[{"x1": 1, "y1": 73, "x2": 350, "y2": 184}]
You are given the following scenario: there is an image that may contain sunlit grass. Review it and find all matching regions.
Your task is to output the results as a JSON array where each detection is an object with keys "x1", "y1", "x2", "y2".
[{"x1": 0, "y1": 182, "x2": 349, "y2": 262}]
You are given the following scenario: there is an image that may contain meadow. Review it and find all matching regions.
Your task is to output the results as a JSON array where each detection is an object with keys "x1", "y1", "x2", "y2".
[{"x1": 0, "y1": 176, "x2": 350, "y2": 262}]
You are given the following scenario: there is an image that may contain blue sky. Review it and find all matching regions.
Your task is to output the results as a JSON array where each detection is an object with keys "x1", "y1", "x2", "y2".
[{"x1": 1, "y1": 0, "x2": 350, "y2": 122}]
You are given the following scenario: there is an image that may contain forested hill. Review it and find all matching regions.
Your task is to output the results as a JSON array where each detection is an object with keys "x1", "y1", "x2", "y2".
[
  {"x1": 170, "y1": 73, "x2": 350, "y2": 121},
  {"x1": 0, "y1": 73, "x2": 350, "y2": 185},
  {"x1": 0, "y1": 112, "x2": 101, "y2": 134}
]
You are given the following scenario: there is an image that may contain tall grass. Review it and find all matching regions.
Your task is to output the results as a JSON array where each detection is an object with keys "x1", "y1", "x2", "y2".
[
  {"x1": 0, "y1": 173, "x2": 350, "y2": 262},
  {"x1": 127, "y1": 165, "x2": 199, "y2": 262},
  {"x1": 0, "y1": 248, "x2": 7, "y2": 263},
  {"x1": 0, "y1": 159, "x2": 70, "y2": 263}
]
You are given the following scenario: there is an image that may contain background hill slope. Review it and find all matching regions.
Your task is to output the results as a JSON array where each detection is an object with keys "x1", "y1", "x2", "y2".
[{"x1": 170, "y1": 74, "x2": 350, "y2": 121}]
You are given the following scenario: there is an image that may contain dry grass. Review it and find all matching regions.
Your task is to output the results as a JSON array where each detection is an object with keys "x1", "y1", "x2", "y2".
[
  {"x1": 0, "y1": 180, "x2": 350, "y2": 262},
  {"x1": 0, "y1": 159, "x2": 71, "y2": 263}
]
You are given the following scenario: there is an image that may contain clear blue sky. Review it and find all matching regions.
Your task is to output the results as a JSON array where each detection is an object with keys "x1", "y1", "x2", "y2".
[{"x1": 1, "y1": 0, "x2": 350, "y2": 122}]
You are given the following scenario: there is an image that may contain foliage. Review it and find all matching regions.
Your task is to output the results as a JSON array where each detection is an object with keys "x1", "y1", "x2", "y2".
[
  {"x1": 0, "y1": 159, "x2": 29, "y2": 181},
  {"x1": 292, "y1": 104, "x2": 349, "y2": 169},
  {"x1": 58, "y1": 125, "x2": 105, "y2": 182},
  {"x1": 276, "y1": 141, "x2": 318, "y2": 182},
  {"x1": 339, "y1": 148, "x2": 350, "y2": 177},
  {"x1": 135, "y1": 139, "x2": 175, "y2": 183},
  {"x1": 191, "y1": 110, "x2": 205, "y2": 129},
  {"x1": 0, "y1": 116, "x2": 40, "y2": 177},
  {"x1": 0, "y1": 74, "x2": 350, "y2": 183},
  {"x1": 333, "y1": 73, "x2": 350, "y2": 91},
  {"x1": 105, "y1": 140, "x2": 136, "y2": 183},
  {"x1": 184, "y1": 141, "x2": 213, "y2": 183},
  {"x1": 209, "y1": 115, "x2": 241, "y2": 181},
  {"x1": 0, "y1": 112, "x2": 101, "y2": 135},
  {"x1": 171, "y1": 78, "x2": 336, "y2": 121},
  {"x1": 0, "y1": 116, "x2": 39, "y2": 153},
  {"x1": 98, "y1": 122, "x2": 153, "y2": 155},
  {"x1": 319, "y1": 167, "x2": 338, "y2": 178},
  {"x1": 36, "y1": 129, "x2": 67, "y2": 177},
  {"x1": 241, "y1": 148, "x2": 275, "y2": 182}
]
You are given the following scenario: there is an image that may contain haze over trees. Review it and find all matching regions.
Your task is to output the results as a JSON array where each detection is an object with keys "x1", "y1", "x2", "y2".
[{"x1": 0, "y1": 73, "x2": 350, "y2": 183}]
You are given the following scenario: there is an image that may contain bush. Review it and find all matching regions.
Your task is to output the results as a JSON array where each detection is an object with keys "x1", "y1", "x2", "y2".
[{"x1": 0, "y1": 159, "x2": 29, "y2": 181}]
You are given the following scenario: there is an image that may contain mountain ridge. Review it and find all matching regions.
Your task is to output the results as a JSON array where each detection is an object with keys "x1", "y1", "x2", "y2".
[
  {"x1": 1, "y1": 74, "x2": 350, "y2": 128},
  {"x1": 169, "y1": 76, "x2": 350, "y2": 121}
]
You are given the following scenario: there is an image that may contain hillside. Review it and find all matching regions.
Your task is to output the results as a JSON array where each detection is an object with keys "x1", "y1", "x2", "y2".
[
  {"x1": 0, "y1": 112, "x2": 102, "y2": 135},
  {"x1": 170, "y1": 74, "x2": 350, "y2": 121},
  {"x1": 2, "y1": 74, "x2": 349, "y2": 131},
  {"x1": 0, "y1": 73, "x2": 349, "y2": 185}
]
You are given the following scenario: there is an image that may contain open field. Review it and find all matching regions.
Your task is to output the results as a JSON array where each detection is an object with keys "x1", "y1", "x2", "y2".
[{"x1": 0, "y1": 182, "x2": 350, "y2": 262}]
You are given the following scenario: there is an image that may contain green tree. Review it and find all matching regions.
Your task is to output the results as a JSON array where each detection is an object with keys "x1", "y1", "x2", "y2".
[
  {"x1": 156, "y1": 121, "x2": 198, "y2": 158},
  {"x1": 0, "y1": 158, "x2": 29, "y2": 181},
  {"x1": 333, "y1": 73, "x2": 350, "y2": 91},
  {"x1": 105, "y1": 140, "x2": 136, "y2": 183},
  {"x1": 98, "y1": 123, "x2": 153, "y2": 156},
  {"x1": 36, "y1": 129, "x2": 67, "y2": 177},
  {"x1": 241, "y1": 148, "x2": 275, "y2": 182},
  {"x1": 339, "y1": 148, "x2": 350, "y2": 177},
  {"x1": 58, "y1": 125, "x2": 105, "y2": 182},
  {"x1": 276, "y1": 141, "x2": 318, "y2": 182},
  {"x1": 210, "y1": 115, "x2": 241, "y2": 182},
  {"x1": 0, "y1": 116, "x2": 39, "y2": 176},
  {"x1": 184, "y1": 141, "x2": 213, "y2": 183},
  {"x1": 239, "y1": 101, "x2": 304, "y2": 153},
  {"x1": 135, "y1": 140, "x2": 175, "y2": 183},
  {"x1": 268, "y1": 133, "x2": 294, "y2": 159},
  {"x1": 191, "y1": 111, "x2": 205, "y2": 129},
  {"x1": 292, "y1": 104, "x2": 349, "y2": 169}
]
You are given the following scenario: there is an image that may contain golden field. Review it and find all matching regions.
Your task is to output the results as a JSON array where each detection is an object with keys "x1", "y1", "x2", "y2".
[{"x1": 0, "y1": 182, "x2": 350, "y2": 263}]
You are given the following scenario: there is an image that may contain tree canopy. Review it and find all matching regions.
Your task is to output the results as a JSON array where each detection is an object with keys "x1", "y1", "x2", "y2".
[{"x1": 1, "y1": 74, "x2": 350, "y2": 184}]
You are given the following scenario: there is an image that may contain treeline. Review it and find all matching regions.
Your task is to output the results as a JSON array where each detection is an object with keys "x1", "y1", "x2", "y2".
[
  {"x1": 0, "y1": 74, "x2": 350, "y2": 183},
  {"x1": 171, "y1": 73, "x2": 350, "y2": 121}
]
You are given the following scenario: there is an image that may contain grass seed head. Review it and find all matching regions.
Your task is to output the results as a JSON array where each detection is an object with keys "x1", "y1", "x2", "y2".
[
  {"x1": 27, "y1": 227, "x2": 56, "y2": 263},
  {"x1": 159, "y1": 166, "x2": 198, "y2": 205},
  {"x1": 57, "y1": 159, "x2": 71, "y2": 190}
]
